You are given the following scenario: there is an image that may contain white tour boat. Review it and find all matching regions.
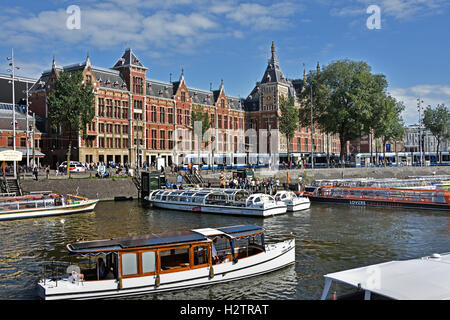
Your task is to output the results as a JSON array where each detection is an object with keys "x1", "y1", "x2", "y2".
[
  {"x1": 0, "y1": 193, "x2": 98, "y2": 221},
  {"x1": 145, "y1": 188, "x2": 287, "y2": 217},
  {"x1": 274, "y1": 191, "x2": 310, "y2": 211},
  {"x1": 37, "y1": 224, "x2": 296, "y2": 300},
  {"x1": 320, "y1": 252, "x2": 450, "y2": 300}
]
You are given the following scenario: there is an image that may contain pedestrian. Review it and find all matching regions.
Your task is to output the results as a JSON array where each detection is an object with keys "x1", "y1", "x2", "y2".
[
  {"x1": 45, "y1": 165, "x2": 50, "y2": 179},
  {"x1": 33, "y1": 166, "x2": 38, "y2": 181}
]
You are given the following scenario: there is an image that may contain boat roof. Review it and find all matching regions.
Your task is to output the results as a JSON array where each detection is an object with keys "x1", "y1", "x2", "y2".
[
  {"x1": 67, "y1": 225, "x2": 265, "y2": 254},
  {"x1": 324, "y1": 253, "x2": 450, "y2": 300}
]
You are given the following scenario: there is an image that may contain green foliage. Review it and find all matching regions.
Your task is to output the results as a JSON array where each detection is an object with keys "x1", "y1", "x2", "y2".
[
  {"x1": 423, "y1": 104, "x2": 449, "y2": 159},
  {"x1": 47, "y1": 71, "x2": 95, "y2": 139},
  {"x1": 191, "y1": 106, "x2": 211, "y2": 136},
  {"x1": 299, "y1": 59, "x2": 388, "y2": 164},
  {"x1": 47, "y1": 71, "x2": 95, "y2": 173},
  {"x1": 279, "y1": 95, "x2": 299, "y2": 158},
  {"x1": 372, "y1": 95, "x2": 405, "y2": 148}
]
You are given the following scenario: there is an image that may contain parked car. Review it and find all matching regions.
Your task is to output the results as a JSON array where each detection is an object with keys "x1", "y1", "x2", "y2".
[{"x1": 70, "y1": 164, "x2": 87, "y2": 172}]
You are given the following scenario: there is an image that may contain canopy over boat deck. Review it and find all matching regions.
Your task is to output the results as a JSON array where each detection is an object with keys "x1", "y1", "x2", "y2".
[
  {"x1": 321, "y1": 253, "x2": 450, "y2": 300},
  {"x1": 67, "y1": 225, "x2": 265, "y2": 255}
]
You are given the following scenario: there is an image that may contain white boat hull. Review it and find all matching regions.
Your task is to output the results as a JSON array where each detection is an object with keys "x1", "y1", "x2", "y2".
[
  {"x1": 150, "y1": 200, "x2": 287, "y2": 217},
  {"x1": 38, "y1": 239, "x2": 295, "y2": 300},
  {"x1": 0, "y1": 200, "x2": 99, "y2": 221},
  {"x1": 286, "y1": 198, "x2": 310, "y2": 212}
]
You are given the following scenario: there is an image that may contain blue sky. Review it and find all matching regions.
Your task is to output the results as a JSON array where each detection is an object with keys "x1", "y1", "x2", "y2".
[{"x1": 1, "y1": 0, "x2": 449, "y2": 125}]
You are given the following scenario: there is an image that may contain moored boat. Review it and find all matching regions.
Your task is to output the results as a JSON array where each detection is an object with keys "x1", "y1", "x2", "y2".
[
  {"x1": 37, "y1": 224, "x2": 295, "y2": 300},
  {"x1": 304, "y1": 186, "x2": 450, "y2": 211},
  {"x1": 320, "y1": 252, "x2": 450, "y2": 300},
  {"x1": 0, "y1": 193, "x2": 99, "y2": 220},
  {"x1": 274, "y1": 190, "x2": 310, "y2": 211},
  {"x1": 145, "y1": 188, "x2": 287, "y2": 217}
]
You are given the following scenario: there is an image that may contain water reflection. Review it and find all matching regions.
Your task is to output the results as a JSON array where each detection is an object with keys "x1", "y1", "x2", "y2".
[{"x1": 0, "y1": 200, "x2": 448, "y2": 300}]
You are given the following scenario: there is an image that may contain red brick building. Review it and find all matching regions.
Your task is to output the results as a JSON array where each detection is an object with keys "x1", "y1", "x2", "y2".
[{"x1": 29, "y1": 44, "x2": 343, "y2": 168}]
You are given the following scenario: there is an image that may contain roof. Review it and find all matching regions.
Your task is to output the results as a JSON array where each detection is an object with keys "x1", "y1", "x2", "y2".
[
  {"x1": 324, "y1": 253, "x2": 450, "y2": 300},
  {"x1": 67, "y1": 224, "x2": 265, "y2": 253}
]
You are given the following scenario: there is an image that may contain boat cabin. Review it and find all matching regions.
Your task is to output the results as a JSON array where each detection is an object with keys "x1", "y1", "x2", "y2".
[
  {"x1": 275, "y1": 191, "x2": 298, "y2": 202},
  {"x1": 0, "y1": 194, "x2": 64, "y2": 212},
  {"x1": 317, "y1": 186, "x2": 450, "y2": 205},
  {"x1": 65, "y1": 225, "x2": 266, "y2": 282},
  {"x1": 150, "y1": 188, "x2": 251, "y2": 207}
]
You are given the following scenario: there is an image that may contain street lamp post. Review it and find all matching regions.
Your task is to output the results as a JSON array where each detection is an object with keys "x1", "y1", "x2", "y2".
[
  {"x1": 24, "y1": 80, "x2": 44, "y2": 170},
  {"x1": 7, "y1": 48, "x2": 20, "y2": 179},
  {"x1": 417, "y1": 98, "x2": 424, "y2": 167},
  {"x1": 310, "y1": 80, "x2": 314, "y2": 169}
]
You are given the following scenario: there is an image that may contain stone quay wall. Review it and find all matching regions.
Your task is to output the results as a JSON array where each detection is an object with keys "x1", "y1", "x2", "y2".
[{"x1": 21, "y1": 177, "x2": 138, "y2": 201}]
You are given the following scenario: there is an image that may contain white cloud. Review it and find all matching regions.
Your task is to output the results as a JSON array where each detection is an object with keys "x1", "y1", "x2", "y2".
[
  {"x1": 330, "y1": 0, "x2": 449, "y2": 21},
  {"x1": 389, "y1": 84, "x2": 450, "y2": 125}
]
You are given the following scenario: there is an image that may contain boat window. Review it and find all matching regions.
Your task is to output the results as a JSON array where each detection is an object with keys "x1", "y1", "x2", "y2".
[
  {"x1": 254, "y1": 197, "x2": 261, "y2": 203},
  {"x1": 121, "y1": 253, "x2": 138, "y2": 276},
  {"x1": 160, "y1": 247, "x2": 190, "y2": 270},
  {"x1": 193, "y1": 245, "x2": 209, "y2": 266},
  {"x1": 142, "y1": 251, "x2": 156, "y2": 274}
]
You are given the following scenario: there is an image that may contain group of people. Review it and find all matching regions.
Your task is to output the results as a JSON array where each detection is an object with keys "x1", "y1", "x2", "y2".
[{"x1": 69, "y1": 257, "x2": 116, "y2": 283}]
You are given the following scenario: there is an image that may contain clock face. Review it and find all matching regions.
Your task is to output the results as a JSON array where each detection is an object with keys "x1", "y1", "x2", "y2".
[{"x1": 266, "y1": 96, "x2": 272, "y2": 102}]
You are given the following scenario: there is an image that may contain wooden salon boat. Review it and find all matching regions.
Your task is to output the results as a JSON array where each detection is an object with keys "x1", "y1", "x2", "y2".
[
  {"x1": 0, "y1": 193, "x2": 99, "y2": 220},
  {"x1": 304, "y1": 186, "x2": 450, "y2": 211},
  {"x1": 274, "y1": 191, "x2": 310, "y2": 212},
  {"x1": 145, "y1": 188, "x2": 287, "y2": 217},
  {"x1": 37, "y1": 224, "x2": 296, "y2": 300}
]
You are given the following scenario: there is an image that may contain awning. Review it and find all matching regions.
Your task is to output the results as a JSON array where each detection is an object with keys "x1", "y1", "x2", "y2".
[
  {"x1": 323, "y1": 253, "x2": 450, "y2": 300},
  {"x1": 0, "y1": 147, "x2": 45, "y2": 158}
]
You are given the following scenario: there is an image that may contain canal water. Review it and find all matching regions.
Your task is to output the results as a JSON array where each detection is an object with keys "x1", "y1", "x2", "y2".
[{"x1": 0, "y1": 200, "x2": 449, "y2": 300}]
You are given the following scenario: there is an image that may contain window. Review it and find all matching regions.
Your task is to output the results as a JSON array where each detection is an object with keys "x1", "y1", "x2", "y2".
[
  {"x1": 151, "y1": 130, "x2": 157, "y2": 149},
  {"x1": 218, "y1": 115, "x2": 222, "y2": 129},
  {"x1": 20, "y1": 138, "x2": 26, "y2": 147},
  {"x1": 168, "y1": 131, "x2": 174, "y2": 149},
  {"x1": 121, "y1": 253, "x2": 138, "y2": 276},
  {"x1": 193, "y1": 245, "x2": 209, "y2": 266},
  {"x1": 142, "y1": 251, "x2": 156, "y2": 274},
  {"x1": 177, "y1": 109, "x2": 182, "y2": 125},
  {"x1": 160, "y1": 247, "x2": 190, "y2": 271},
  {"x1": 168, "y1": 107, "x2": 174, "y2": 124},
  {"x1": 181, "y1": 91, "x2": 186, "y2": 102},
  {"x1": 151, "y1": 105, "x2": 157, "y2": 122},
  {"x1": 160, "y1": 130, "x2": 165, "y2": 149},
  {"x1": 159, "y1": 106, "x2": 165, "y2": 123},
  {"x1": 133, "y1": 76, "x2": 143, "y2": 94},
  {"x1": 184, "y1": 110, "x2": 190, "y2": 126}
]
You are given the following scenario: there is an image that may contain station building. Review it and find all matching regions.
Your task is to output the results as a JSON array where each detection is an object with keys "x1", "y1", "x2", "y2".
[{"x1": 25, "y1": 43, "x2": 343, "y2": 168}]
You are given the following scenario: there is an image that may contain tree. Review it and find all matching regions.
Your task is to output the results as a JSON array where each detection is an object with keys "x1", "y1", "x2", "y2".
[
  {"x1": 299, "y1": 60, "x2": 388, "y2": 167},
  {"x1": 279, "y1": 95, "x2": 299, "y2": 165},
  {"x1": 371, "y1": 95, "x2": 405, "y2": 165},
  {"x1": 423, "y1": 104, "x2": 449, "y2": 164},
  {"x1": 47, "y1": 71, "x2": 95, "y2": 175},
  {"x1": 191, "y1": 106, "x2": 211, "y2": 170}
]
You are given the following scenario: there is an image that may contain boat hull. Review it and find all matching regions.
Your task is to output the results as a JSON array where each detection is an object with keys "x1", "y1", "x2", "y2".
[
  {"x1": 308, "y1": 196, "x2": 449, "y2": 211},
  {"x1": 0, "y1": 200, "x2": 99, "y2": 220},
  {"x1": 287, "y1": 201, "x2": 310, "y2": 212},
  {"x1": 150, "y1": 200, "x2": 287, "y2": 217},
  {"x1": 38, "y1": 239, "x2": 295, "y2": 300}
]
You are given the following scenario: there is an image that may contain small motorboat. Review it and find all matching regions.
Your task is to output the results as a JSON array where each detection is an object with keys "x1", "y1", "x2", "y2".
[
  {"x1": 37, "y1": 224, "x2": 295, "y2": 300},
  {"x1": 274, "y1": 191, "x2": 310, "y2": 211}
]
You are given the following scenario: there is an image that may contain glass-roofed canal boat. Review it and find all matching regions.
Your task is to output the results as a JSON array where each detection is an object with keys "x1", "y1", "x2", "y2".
[
  {"x1": 145, "y1": 188, "x2": 287, "y2": 217},
  {"x1": 0, "y1": 193, "x2": 99, "y2": 220},
  {"x1": 37, "y1": 225, "x2": 295, "y2": 300}
]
